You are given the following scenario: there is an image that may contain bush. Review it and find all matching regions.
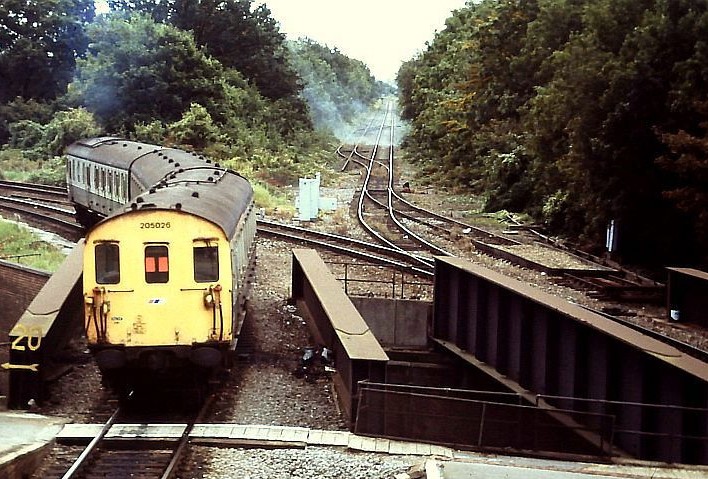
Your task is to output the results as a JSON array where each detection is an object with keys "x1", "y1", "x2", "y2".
[
  {"x1": 0, "y1": 98, "x2": 56, "y2": 145},
  {"x1": 541, "y1": 190, "x2": 569, "y2": 229},
  {"x1": 133, "y1": 120, "x2": 167, "y2": 144},
  {"x1": 7, "y1": 107, "x2": 102, "y2": 160},
  {"x1": 43, "y1": 108, "x2": 102, "y2": 156},
  {"x1": 26, "y1": 157, "x2": 66, "y2": 185},
  {"x1": 168, "y1": 103, "x2": 221, "y2": 149}
]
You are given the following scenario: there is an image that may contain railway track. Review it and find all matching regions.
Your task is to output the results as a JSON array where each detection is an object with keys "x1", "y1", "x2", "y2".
[
  {"x1": 0, "y1": 179, "x2": 70, "y2": 204},
  {"x1": 257, "y1": 218, "x2": 433, "y2": 277},
  {"x1": 45, "y1": 394, "x2": 214, "y2": 479},
  {"x1": 338, "y1": 115, "x2": 665, "y2": 304},
  {"x1": 0, "y1": 194, "x2": 83, "y2": 241},
  {"x1": 349, "y1": 101, "x2": 453, "y2": 263},
  {"x1": 0, "y1": 150, "x2": 702, "y2": 359},
  {"x1": 3, "y1": 139, "x2": 707, "y2": 469},
  {"x1": 0, "y1": 179, "x2": 79, "y2": 240}
]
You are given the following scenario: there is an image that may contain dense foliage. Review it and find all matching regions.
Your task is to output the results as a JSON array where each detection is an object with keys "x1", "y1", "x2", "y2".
[
  {"x1": 0, "y1": 1, "x2": 385, "y2": 195},
  {"x1": 109, "y1": 0, "x2": 305, "y2": 104},
  {"x1": 398, "y1": 0, "x2": 708, "y2": 267},
  {"x1": 0, "y1": 0, "x2": 94, "y2": 103},
  {"x1": 0, "y1": 0, "x2": 94, "y2": 142}
]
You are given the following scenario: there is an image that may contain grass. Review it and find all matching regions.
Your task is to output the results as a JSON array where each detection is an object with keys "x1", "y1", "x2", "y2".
[
  {"x1": 0, "y1": 218, "x2": 68, "y2": 272},
  {"x1": 0, "y1": 149, "x2": 66, "y2": 185},
  {"x1": 252, "y1": 181, "x2": 296, "y2": 220}
]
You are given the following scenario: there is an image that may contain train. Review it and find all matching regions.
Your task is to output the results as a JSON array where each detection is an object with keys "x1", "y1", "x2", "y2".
[{"x1": 65, "y1": 137, "x2": 257, "y2": 395}]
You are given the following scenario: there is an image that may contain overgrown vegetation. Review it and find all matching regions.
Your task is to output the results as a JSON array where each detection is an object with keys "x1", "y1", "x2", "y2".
[{"x1": 398, "y1": 0, "x2": 708, "y2": 268}]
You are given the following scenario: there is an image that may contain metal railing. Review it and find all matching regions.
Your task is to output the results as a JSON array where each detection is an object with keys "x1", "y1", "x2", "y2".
[
  {"x1": 326, "y1": 260, "x2": 433, "y2": 300},
  {"x1": 354, "y1": 382, "x2": 615, "y2": 458},
  {"x1": 0, "y1": 252, "x2": 41, "y2": 263},
  {"x1": 354, "y1": 382, "x2": 708, "y2": 462},
  {"x1": 537, "y1": 394, "x2": 708, "y2": 462}
]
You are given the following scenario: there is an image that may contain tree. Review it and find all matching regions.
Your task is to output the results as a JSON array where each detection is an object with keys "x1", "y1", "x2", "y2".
[
  {"x1": 169, "y1": 102, "x2": 220, "y2": 148},
  {"x1": 8, "y1": 107, "x2": 101, "y2": 159},
  {"x1": 289, "y1": 38, "x2": 385, "y2": 132},
  {"x1": 657, "y1": 101, "x2": 708, "y2": 266},
  {"x1": 0, "y1": 0, "x2": 94, "y2": 103},
  {"x1": 109, "y1": 0, "x2": 305, "y2": 102},
  {"x1": 67, "y1": 12, "x2": 230, "y2": 132},
  {"x1": 397, "y1": 0, "x2": 708, "y2": 266}
]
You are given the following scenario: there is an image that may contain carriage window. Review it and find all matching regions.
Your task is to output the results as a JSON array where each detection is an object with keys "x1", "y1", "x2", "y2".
[
  {"x1": 95, "y1": 243, "x2": 120, "y2": 284},
  {"x1": 121, "y1": 174, "x2": 128, "y2": 200},
  {"x1": 145, "y1": 245, "x2": 169, "y2": 283},
  {"x1": 194, "y1": 246, "x2": 219, "y2": 282}
]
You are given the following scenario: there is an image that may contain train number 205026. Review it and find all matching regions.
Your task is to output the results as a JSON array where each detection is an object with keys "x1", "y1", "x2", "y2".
[{"x1": 140, "y1": 221, "x2": 171, "y2": 229}]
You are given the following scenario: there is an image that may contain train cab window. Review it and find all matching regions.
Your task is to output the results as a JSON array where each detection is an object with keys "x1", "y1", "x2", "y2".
[
  {"x1": 95, "y1": 243, "x2": 120, "y2": 284},
  {"x1": 145, "y1": 245, "x2": 169, "y2": 283},
  {"x1": 194, "y1": 246, "x2": 219, "y2": 282}
]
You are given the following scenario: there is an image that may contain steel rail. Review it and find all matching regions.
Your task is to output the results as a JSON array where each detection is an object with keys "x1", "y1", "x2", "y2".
[
  {"x1": 61, "y1": 407, "x2": 122, "y2": 479},
  {"x1": 338, "y1": 113, "x2": 379, "y2": 171},
  {"x1": 355, "y1": 104, "x2": 399, "y2": 248},
  {"x1": 0, "y1": 179, "x2": 67, "y2": 195},
  {"x1": 0, "y1": 195, "x2": 83, "y2": 240},
  {"x1": 354, "y1": 100, "x2": 452, "y2": 258},
  {"x1": 257, "y1": 219, "x2": 433, "y2": 276},
  {"x1": 336, "y1": 145, "x2": 370, "y2": 170},
  {"x1": 380, "y1": 112, "x2": 452, "y2": 257},
  {"x1": 161, "y1": 394, "x2": 217, "y2": 479},
  {"x1": 352, "y1": 102, "x2": 439, "y2": 270},
  {"x1": 0, "y1": 194, "x2": 75, "y2": 216}
]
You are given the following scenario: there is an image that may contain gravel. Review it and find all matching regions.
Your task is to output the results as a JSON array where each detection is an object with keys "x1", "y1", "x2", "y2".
[{"x1": 204, "y1": 447, "x2": 419, "y2": 479}]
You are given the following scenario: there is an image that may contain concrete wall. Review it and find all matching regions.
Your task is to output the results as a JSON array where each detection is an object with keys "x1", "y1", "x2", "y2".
[
  {"x1": 0, "y1": 260, "x2": 50, "y2": 402},
  {"x1": 350, "y1": 297, "x2": 431, "y2": 348}
]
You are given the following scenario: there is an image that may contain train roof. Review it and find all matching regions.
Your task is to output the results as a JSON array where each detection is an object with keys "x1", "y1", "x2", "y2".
[
  {"x1": 66, "y1": 137, "x2": 224, "y2": 190},
  {"x1": 124, "y1": 168, "x2": 253, "y2": 239},
  {"x1": 65, "y1": 137, "x2": 166, "y2": 169},
  {"x1": 68, "y1": 138, "x2": 253, "y2": 239}
]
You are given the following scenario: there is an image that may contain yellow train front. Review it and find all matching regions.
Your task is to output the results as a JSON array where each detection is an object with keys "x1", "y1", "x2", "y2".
[{"x1": 77, "y1": 143, "x2": 256, "y2": 394}]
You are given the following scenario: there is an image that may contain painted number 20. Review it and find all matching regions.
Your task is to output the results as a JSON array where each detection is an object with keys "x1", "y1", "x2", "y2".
[{"x1": 11, "y1": 325, "x2": 42, "y2": 351}]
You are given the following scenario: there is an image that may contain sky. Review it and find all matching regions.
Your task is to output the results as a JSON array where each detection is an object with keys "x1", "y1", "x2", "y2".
[{"x1": 263, "y1": 0, "x2": 469, "y2": 82}]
